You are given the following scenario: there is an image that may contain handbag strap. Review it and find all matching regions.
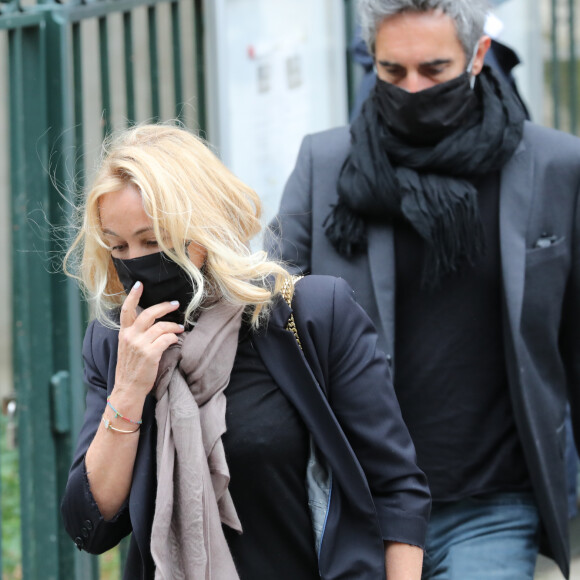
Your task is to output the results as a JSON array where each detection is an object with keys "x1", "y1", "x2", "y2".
[{"x1": 281, "y1": 275, "x2": 304, "y2": 350}]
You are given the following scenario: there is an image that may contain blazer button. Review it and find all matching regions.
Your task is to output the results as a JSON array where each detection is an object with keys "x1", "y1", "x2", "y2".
[
  {"x1": 81, "y1": 527, "x2": 89, "y2": 538},
  {"x1": 84, "y1": 519, "x2": 94, "y2": 531},
  {"x1": 74, "y1": 537, "x2": 84, "y2": 550},
  {"x1": 386, "y1": 354, "x2": 393, "y2": 367}
]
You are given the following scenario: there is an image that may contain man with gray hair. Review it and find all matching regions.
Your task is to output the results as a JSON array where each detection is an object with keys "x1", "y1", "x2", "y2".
[{"x1": 267, "y1": 0, "x2": 580, "y2": 578}]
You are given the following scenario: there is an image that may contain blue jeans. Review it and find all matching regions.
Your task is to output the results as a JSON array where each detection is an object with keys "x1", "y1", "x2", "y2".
[{"x1": 422, "y1": 492, "x2": 541, "y2": 580}]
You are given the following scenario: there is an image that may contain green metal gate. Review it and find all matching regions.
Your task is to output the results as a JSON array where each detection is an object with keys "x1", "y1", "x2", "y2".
[{"x1": 0, "y1": 1, "x2": 205, "y2": 578}]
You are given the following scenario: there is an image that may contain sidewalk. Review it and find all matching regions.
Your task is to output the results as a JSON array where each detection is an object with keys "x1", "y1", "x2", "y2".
[{"x1": 536, "y1": 516, "x2": 580, "y2": 579}]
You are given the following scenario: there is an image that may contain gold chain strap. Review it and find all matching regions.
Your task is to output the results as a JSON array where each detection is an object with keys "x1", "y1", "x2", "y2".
[{"x1": 281, "y1": 275, "x2": 304, "y2": 350}]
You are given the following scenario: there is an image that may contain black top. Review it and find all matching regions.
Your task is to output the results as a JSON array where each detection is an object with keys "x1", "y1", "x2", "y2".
[
  {"x1": 222, "y1": 328, "x2": 319, "y2": 580},
  {"x1": 394, "y1": 172, "x2": 530, "y2": 501}
]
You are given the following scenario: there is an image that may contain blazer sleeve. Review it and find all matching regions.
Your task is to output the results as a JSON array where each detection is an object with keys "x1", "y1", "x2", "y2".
[
  {"x1": 264, "y1": 134, "x2": 314, "y2": 274},
  {"x1": 323, "y1": 277, "x2": 431, "y2": 547},
  {"x1": 60, "y1": 320, "x2": 132, "y2": 554}
]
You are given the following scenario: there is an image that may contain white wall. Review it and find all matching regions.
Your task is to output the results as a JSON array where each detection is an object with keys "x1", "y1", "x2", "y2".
[
  {"x1": 205, "y1": 0, "x2": 348, "y2": 231},
  {"x1": 491, "y1": 0, "x2": 544, "y2": 123}
]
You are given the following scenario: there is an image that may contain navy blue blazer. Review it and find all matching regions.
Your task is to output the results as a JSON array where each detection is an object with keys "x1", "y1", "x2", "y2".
[{"x1": 61, "y1": 275, "x2": 431, "y2": 579}]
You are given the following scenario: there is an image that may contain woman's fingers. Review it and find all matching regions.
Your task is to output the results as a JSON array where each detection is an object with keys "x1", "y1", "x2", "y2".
[
  {"x1": 115, "y1": 285, "x2": 186, "y2": 394},
  {"x1": 119, "y1": 281, "x2": 143, "y2": 328},
  {"x1": 150, "y1": 331, "x2": 181, "y2": 356},
  {"x1": 144, "y1": 320, "x2": 185, "y2": 344},
  {"x1": 120, "y1": 282, "x2": 182, "y2": 332},
  {"x1": 133, "y1": 300, "x2": 182, "y2": 332}
]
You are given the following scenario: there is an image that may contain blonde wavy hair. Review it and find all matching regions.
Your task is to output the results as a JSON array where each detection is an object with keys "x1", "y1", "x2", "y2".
[{"x1": 64, "y1": 123, "x2": 292, "y2": 328}]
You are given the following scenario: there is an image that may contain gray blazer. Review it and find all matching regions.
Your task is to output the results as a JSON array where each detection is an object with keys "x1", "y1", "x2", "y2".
[{"x1": 266, "y1": 122, "x2": 580, "y2": 579}]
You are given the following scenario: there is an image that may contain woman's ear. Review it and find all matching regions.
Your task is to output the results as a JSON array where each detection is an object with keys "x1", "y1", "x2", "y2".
[{"x1": 187, "y1": 241, "x2": 207, "y2": 268}]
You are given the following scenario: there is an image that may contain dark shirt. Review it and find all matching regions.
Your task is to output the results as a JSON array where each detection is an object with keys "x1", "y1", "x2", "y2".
[
  {"x1": 393, "y1": 172, "x2": 530, "y2": 501},
  {"x1": 222, "y1": 329, "x2": 319, "y2": 580}
]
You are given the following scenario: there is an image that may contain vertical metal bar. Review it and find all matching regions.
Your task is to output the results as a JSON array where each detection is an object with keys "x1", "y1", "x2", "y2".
[
  {"x1": 44, "y1": 12, "x2": 95, "y2": 580},
  {"x1": 568, "y1": 0, "x2": 577, "y2": 134},
  {"x1": 9, "y1": 22, "x2": 60, "y2": 580},
  {"x1": 0, "y1": 26, "x2": 15, "y2": 571},
  {"x1": 171, "y1": 0, "x2": 184, "y2": 122},
  {"x1": 343, "y1": 0, "x2": 356, "y2": 116},
  {"x1": 551, "y1": 0, "x2": 561, "y2": 129},
  {"x1": 72, "y1": 21, "x2": 85, "y2": 192},
  {"x1": 124, "y1": 10, "x2": 136, "y2": 125},
  {"x1": 194, "y1": 0, "x2": 206, "y2": 132},
  {"x1": 119, "y1": 535, "x2": 130, "y2": 571},
  {"x1": 71, "y1": 18, "x2": 92, "y2": 431},
  {"x1": 148, "y1": 5, "x2": 160, "y2": 121},
  {"x1": 99, "y1": 15, "x2": 112, "y2": 137}
]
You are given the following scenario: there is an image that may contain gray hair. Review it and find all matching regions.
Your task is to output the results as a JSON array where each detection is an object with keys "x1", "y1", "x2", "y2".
[{"x1": 357, "y1": 0, "x2": 490, "y2": 61}]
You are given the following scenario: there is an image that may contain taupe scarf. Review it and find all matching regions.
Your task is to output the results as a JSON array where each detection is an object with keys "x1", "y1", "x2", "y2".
[{"x1": 150, "y1": 301, "x2": 244, "y2": 579}]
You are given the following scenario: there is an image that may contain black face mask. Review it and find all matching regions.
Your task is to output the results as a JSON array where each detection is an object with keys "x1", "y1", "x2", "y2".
[
  {"x1": 374, "y1": 72, "x2": 479, "y2": 146},
  {"x1": 112, "y1": 252, "x2": 197, "y2": 324}
]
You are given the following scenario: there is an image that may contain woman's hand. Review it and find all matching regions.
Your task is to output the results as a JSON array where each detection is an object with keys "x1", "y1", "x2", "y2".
[
  {"x1": 114, "y1": 281, "x2": 185, "y2": 397},
  {"x1": 85, "y1": 281, "x2": 185, "y2": 520}
]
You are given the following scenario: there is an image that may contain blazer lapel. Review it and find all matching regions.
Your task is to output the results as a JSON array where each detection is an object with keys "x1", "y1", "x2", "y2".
[
  {"x1": 499, "y1": 137, "x2": 533, "y2": 339},
  {"x1": 367, "y1": 223, "x2": 396, "y2": 361}
]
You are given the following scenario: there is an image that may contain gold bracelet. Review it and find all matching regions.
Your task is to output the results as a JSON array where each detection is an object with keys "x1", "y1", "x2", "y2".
[{"x1": 101, "y1": 416, "x2": 140, "y2": 434}]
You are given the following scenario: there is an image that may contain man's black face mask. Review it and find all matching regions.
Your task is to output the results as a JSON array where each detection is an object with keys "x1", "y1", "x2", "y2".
[
  {"x1": 374, "y1": 71, "x2": 479, "y2": 146},
  {"x1": 112, "y1": 251, "x2": 197, "y2": 324}
]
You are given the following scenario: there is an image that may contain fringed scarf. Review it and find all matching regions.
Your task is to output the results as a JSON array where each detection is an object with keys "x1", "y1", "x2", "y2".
[{"x1": 325, "y1": 66, "x2": 525, "y2": 285}]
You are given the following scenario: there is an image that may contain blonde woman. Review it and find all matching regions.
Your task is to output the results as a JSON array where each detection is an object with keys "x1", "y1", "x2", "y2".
[{"x1": 60, "y1": 124, "x2": 430, "y2": 580}]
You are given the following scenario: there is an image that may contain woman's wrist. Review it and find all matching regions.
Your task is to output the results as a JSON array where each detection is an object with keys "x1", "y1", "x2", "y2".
[
  {"x1": 106, "y1": 397, "x2": 142, "y2": 425},
  {"x1": 107, "y1": 387, "x2": 147, "y2": 421}
]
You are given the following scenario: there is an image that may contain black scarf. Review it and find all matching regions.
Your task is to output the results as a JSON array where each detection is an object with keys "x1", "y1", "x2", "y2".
[{"x1": 325, "y1": 66, "x2": 525, "y2": 285}]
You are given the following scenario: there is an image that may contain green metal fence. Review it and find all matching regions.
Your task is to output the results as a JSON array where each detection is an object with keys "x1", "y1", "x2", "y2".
[{"x1": 0, "y1": 1, "x2": 204, "y2": 578}]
